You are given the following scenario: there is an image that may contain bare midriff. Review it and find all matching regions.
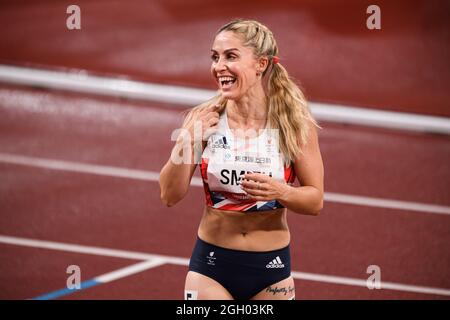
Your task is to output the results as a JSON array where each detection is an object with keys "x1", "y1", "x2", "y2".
[{"x1": 197, "y1": 206, "x2": 290, "y2": 252}]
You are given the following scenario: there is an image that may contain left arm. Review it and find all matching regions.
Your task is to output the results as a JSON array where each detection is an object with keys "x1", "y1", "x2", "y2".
[{"x1": 241, "y1": 124, "x2": 324, "y2": 215}]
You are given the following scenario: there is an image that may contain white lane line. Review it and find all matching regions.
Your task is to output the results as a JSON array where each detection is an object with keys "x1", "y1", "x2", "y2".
[
  {"x1": 95, "y1": 259, "x2": 166, "y2": 283},
  {"x1": 325, "y1": 192, "x2": 450, "y2": 215},
  {"x1": 32, "y1": 259, "x2": 167, "y2": 300},
  {"x1": 291, "y1": 271, "x2": 450, "y2": 297},
  {"x1": 1, "y1": 152, "x2": 449, "y2": 216},
  {"x1": 0, "y1": 152, "x2": 159, "y2": 182},
  {"x1": 1, "y1": 234, "x2": 449, "y2": 297},
  {"x1": 0, "y1": 64, "x2": 449, "y2": 134},
  {"x1": 0, "y1": 235, "x2": 189, "y2": 266}
]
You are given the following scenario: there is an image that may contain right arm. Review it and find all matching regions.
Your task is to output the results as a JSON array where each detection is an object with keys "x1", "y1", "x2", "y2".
[
  {"x1": 159, "y1": 138, "x2": 198, "y2": 207},
  {"x1": 159, "y1": 104, "x2": 220, "y2": 207}
]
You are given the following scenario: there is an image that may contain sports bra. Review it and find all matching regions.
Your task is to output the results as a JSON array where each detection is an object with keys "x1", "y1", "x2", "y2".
[{"x1": 200, "y1": 108, "x2": 296, "y2": 212}]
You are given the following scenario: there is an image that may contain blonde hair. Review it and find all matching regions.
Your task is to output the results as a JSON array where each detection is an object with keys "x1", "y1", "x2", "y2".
[{"x1": 184, "y1": 19, "x2": 319, "y2": 165}]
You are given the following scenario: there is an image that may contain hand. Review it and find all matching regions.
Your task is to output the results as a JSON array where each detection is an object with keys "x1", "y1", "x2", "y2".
[
  {"x1": 240, "y1": 173, "x2": 290, "y2": 202},
  {"x1": 184, "y1": 104, "x2": 220, "y2": 141}
]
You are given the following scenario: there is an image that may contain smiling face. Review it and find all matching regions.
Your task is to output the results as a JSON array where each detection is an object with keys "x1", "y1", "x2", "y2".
[{"x1": 210, "y1": 31, "x2": 265, "y2": 101}]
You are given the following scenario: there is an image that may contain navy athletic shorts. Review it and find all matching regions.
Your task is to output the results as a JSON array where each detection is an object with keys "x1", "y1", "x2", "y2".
[{"x1": 188, "y1": 237, "x2": 291, "y2": 300}]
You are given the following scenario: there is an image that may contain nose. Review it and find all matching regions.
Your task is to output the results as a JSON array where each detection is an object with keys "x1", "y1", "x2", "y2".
[{"x1": 214, "y1": 57, "x2": 227, "y2": 73}]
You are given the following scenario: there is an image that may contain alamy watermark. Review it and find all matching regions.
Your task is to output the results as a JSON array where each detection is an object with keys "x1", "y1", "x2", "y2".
[
  {"x1": 366, "y1": 5, "x2": 381, "y2": 30},
  {"x1": 66, "y1": 265, "x2": 81, "y2": 290},
  {"x1": 66, "y1": 5, "x2": 81, "y2": 30},
  {"x1": 366, "y1": 265, "x2": 381, "y2": 289}
]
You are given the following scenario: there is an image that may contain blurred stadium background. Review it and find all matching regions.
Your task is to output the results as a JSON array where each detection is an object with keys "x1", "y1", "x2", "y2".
[{"x1": 0, "y1": 0, "x2": 449, "y2": 300}]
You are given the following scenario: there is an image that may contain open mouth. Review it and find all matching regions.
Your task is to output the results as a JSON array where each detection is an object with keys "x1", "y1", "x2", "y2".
[{"x1": 218, "y1": 76, "x2": 236, "y2": 89}]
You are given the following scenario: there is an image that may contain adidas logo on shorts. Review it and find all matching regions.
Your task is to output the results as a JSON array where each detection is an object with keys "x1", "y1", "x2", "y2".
[{"x1": 266, "y1": 256, "x2": 285, "y2": 268}]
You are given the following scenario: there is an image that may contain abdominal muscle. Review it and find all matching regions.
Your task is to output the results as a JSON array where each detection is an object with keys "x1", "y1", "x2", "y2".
[{"x1": 197, "y1": 206, "x2": 290, "y2": 251}]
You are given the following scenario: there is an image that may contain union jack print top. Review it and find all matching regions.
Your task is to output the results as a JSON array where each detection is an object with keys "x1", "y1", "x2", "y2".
[{"x1": 200, "y1": 108, "x2": 296, "y2": 212}]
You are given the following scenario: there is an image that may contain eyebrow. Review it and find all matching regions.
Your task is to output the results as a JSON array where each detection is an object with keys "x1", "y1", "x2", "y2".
[{"x1": 210, "y1": 48, "x2": 240, "y2": 54}]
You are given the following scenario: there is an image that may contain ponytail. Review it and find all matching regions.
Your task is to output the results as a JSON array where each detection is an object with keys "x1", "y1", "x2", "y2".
[{"x1": 267, "y1": 61, "x2": 319, "y2": 165}]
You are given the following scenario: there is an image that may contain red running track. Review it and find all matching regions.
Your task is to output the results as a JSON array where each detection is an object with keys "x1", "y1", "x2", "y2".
[{"x1": 0, "y1": 85, "x2": 449, "y2": 299}]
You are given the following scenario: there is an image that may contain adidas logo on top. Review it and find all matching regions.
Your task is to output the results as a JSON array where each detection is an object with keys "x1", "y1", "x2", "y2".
[{"x1": 266, "y1": 256, "x2": 285, "y2": 268}]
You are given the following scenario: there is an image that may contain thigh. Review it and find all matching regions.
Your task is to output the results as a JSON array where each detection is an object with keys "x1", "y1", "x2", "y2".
[
  {"x1": 250, "y1": 276, "x2": 295, "y2": 300},
  {"x1": 184, "y1": 271, "x2": 234, "y2": 300}
]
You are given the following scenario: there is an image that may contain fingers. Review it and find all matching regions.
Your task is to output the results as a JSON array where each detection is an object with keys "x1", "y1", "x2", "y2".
[
  {"x1": 244, "y1": 173, "x2": 270, "y2": 183},
  {"x1": 198, "y1": 105, "x2": 220, "y2": 127},
  {"x1": 199, "y1": 104, "x2": 220, "y2": 116},
  {"x1": 204, "y1": 109, "x2": 219, "y2": 132},
  {"x1": 203, "y1": 114, "x2": 219, "y2": 139},
  {"x1": 240, "y1": 180, "x2": 268, "y2": 191},
  {"x1": 189, "y1": 105, "x2": 220, "y2": 141},
  {"x1": 204, "y1": 110, "x2": 220, "y2": 122},
  {"x1": 208, "y1": 104, "x2": 221, "y2": 118},
  {"x1": 197, "y1": 105, "x2": 210, "y2": 115},
  {"x1": 240, "y1": 179, "x2": 271, "y2": 200},
  {"x1": 240, "y1": 174, "x2": 275, "y2": 200},
  {"x1": 207, "y1": 116, "x2": 219, "y2": 127},
  {"x1": 244, "y1": 189, "x2": 268, "y2": 197},
  {"x1": 241, "y1": 184, "x2": 269, "y2": 200},
  {"x1": 241, "y1": 183, "x2": 267, "y2": 196}
]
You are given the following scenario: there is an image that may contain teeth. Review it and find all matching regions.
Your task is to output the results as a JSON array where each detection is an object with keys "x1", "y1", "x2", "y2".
[{"x1": 218, "y1": 76, "x2": 235, "y2": 82}]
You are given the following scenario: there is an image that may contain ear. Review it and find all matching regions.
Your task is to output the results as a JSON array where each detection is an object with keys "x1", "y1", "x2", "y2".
[{"x1": 257, "y1": 56, "x2": 269, "y2": 74}]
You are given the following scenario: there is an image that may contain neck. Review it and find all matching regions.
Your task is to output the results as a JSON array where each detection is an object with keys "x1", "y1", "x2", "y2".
[{"x1": 228, "y1": 83, "x2": 267, "y2": 123}]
